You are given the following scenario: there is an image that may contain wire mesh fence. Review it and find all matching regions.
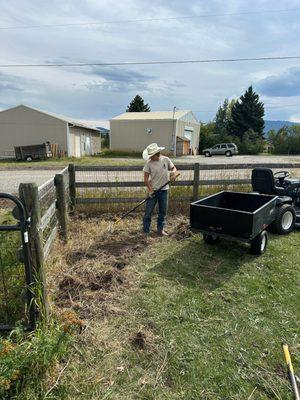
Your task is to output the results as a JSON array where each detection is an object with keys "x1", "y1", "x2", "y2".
[
  {"x1": 0, "y1": 207, "x2": 29, "y2": 329},
  {"x1": 72, "y1": 162, "x2": 300, "y2": 214}
]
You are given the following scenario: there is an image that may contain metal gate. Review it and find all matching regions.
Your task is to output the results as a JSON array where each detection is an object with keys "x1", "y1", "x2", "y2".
[{"x1": 0, "y1": 193, "x2": 35, "y2": 331}]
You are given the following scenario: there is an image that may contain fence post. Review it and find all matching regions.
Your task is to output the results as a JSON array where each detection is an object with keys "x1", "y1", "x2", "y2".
[
  {"x1": 55, "y1": 173, "x2": 68, "y2": 242},
  {"x1": 19, "y1": 183, "x2": 49, "y2": 320},
  {"x1": 68, "y1": 163, "x2": 76, "y2": 211},
  {"x1": 193, "y1": 163, "x2": 200, "y2": 201}
]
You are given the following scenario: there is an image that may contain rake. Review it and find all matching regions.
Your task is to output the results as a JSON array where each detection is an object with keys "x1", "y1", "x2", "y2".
[{"x1": 112, "y1": 171, "x2": 181, "y2": 226}]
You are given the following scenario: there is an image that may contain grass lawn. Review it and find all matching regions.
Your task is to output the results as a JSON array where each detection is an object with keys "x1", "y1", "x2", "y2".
[
  {"x1": 23, "y1": 214, "x2": 299, "y2": 400},
  {"x1": 0, "y1": 152, "x2": 144, "y2": 169}
]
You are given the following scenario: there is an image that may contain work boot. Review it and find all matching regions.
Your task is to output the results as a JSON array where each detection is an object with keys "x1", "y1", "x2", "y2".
[{"x1": 158, "y1": 230, "x2": 168, "y2": 237}]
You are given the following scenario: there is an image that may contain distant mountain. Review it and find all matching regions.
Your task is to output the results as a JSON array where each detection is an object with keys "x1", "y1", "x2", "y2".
[{"x1": 264, "y1": 120, "x2": 300, "y2": 134}]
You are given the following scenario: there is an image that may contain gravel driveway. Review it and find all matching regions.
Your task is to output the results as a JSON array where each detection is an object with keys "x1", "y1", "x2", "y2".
[
  {"x1": 0, "y1": 170, "x2": 58, "y2": 194},
  {"x1": 1, "y1": 155, "x2": 300, "y2": 194}
]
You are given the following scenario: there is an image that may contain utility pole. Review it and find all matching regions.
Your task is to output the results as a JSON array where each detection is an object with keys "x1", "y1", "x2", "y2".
[{"x1": 171, "y1": 106, "x2": 177, "y2": 156}]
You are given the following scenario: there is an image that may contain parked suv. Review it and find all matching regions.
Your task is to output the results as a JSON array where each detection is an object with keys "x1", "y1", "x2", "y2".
[{"x1": 202, "y1": 143, "x2": 238, "y2": 157}]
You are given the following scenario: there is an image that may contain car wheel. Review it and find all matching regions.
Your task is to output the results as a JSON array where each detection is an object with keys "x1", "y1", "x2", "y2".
[
  {"x1": 271, "y1": 204, "x2": 296, "y2": 235},
  {"x1": 250, "y1": 230, "x2": 268, "y2": 255},
  {"x1": 203, "y1": 234, "x2": 219, "y2": 244},
  {"x1": 26, "y1": 156, "x2": 33, "y2": 162},
  {"x1": 204, "y1": 152, "x2": 211, "y2": 157},
  {"x1": 225, "y1": 151, "x2": 232, "y2": 157}
]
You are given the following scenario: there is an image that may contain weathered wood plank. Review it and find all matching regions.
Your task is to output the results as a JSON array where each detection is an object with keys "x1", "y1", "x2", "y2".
[
  {"x1": 68, "y1": 164, "x2": 76, "y2": 210},
  {"x1": 55, "y1": 173, "x2": 68, "y2": 242},
  {"x1": 76, "y1": 195, "x2": 192, "y2": 204},
  {"x1": 19, "y1": 182, "x2": 48, "y2": 319},
  {"x1": 193, "y1": 163, "x2": 200, "y2": 201},
  {"x1": 38, "y1": 178, "x2": 55, "y2": 197},
  {"x1": 39, "y1": 201, "x2": 56, "y2": 232},
  {"x1": 199, "y1": 178, "x2": 251, "y2": 185},
  {"x1": 75, "y1": 164, "x2": 194, "y2": 172},
  {"x1": 75, "y1": 180, "x2": 194, "y2": 188},
  {"x1": 43, "y1": 224, "x2": 58, "y2": 260}
]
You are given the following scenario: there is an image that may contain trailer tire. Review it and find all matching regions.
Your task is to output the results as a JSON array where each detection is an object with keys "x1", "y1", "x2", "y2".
[
  {"x1": 26, "y1": 156, "x2": 33, "y2": 162},
  {"x1": 250, "y1": 230, "x2": 268, "y2": 255},
  {"x1": 203, "y1": 234, "x2": 219, "y2": 244},
  {"x1": 270, "y1": 204, "x2": 296, "y2": 235}
]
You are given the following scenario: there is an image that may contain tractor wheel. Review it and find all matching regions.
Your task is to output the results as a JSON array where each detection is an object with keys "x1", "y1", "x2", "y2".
[
  {"x1": 271, "y1": 204, "x2": 296, "y2": 235},
  {"x1": 250, "y1": 230, "x2": 268, "y2": 255},
  {"x1": 203, "y1": 234, "x2": 219, "y2": 244},
  {"x1": 204, "y1": 152, "x2": 211, "y2": 157}
]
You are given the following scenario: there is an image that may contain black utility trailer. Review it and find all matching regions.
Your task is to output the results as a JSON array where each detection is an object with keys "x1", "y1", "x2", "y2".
[
  {"x1": 14, "y1": 142, "x2": 52, "y2": 161},
  {"x1": 190, "y1": 191, "x2": 277, "y2": 254}
]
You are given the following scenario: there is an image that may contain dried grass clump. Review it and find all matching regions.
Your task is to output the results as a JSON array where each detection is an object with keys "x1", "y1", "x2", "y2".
[{"x1": 47, "y1": 213, "x2": 191, "y2": 322}]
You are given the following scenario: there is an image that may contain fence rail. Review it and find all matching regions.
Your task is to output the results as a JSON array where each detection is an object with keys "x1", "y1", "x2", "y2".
[{"x1": 73, "y1": 162, "x2": 300, "y2": 206}]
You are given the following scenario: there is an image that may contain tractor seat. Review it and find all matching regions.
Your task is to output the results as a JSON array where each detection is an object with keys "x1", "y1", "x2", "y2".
[{"x1": 251, "y1": 168, "x2": 286, "y2": 196}]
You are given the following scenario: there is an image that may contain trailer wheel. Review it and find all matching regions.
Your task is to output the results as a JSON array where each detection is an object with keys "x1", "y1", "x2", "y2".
[
  {"x1": 271, "y1": 204, "x2": 296, "y2": 235},
  {"x1": 250, "y1": 230, "x2": 268, "y2": 255},
  {"x1": 203, "y1": 234, "x2": 219, "y2": 244},
  {"x1": 26, "y1": 156, "x2": 33, "y2": 162}
]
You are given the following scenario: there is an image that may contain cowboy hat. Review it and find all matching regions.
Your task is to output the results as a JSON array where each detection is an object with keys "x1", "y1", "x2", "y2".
[{"x1": 142, "y1": 143, "x2": 165, "y2": 160}]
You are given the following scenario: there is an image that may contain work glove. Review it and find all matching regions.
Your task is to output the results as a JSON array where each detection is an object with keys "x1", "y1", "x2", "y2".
[{"x1": 170, "y1": 171, "x2": 179, "y2": 182}]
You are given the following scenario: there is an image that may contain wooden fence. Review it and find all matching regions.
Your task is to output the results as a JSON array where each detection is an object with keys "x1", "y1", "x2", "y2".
[
  {"x1": 71, "y1": 162, "x2": 300, "y2": 206},
  {"x1": 18, "y1": 166, "x2": 70, "y2": 316}
]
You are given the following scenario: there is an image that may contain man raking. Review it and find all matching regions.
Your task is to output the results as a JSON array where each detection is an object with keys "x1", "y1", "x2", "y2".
[{"x1": 142, "y1": 143, "x2": 177, "y2": 236}]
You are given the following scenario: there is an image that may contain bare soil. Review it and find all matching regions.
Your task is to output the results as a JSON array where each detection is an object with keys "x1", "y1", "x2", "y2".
[{"x1": 50, "y1": 213, "x2": 192, "y2": 321}]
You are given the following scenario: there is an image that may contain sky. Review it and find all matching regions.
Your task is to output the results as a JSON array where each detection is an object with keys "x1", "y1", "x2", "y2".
[{"x1": 1, "y1": 0, "x2": 300, "y2": 125}]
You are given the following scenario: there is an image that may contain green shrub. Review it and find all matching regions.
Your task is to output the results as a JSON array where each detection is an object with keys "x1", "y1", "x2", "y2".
[
  {"x1": 0, "y1": 321, "x2": 74, "y2": 399},
  {"x1": 199, "y1": 123, "x2": 264, "y2": 155},
  {"x1": 268, "y1": 125, "x2": 300, "y2": 154}
]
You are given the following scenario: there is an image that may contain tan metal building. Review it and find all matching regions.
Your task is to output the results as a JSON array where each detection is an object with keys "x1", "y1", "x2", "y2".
[
  {"x1": 0, "y1": 105, "x2": 101, "y2": 158},
  {"x1": 110, "y1": 110, "x2": 200, "y2": 156}
]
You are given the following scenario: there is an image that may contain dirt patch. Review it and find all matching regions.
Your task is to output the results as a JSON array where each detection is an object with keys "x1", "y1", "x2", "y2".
[
  {"x1": 88, "y1": 269, "x2": 124, "y2": 291},
  {"x1": 53, "y1": 214, "x2": 191, "y2": 320},
  {"x1": 274, "y1": 363, "x2": 287, "y2": 379},
  {"x1": 58, "y1": 275, "x2": 85, "y2": 301},
  {"x1": 130, "y1": 327, "x2": 157, "y2": 351}
]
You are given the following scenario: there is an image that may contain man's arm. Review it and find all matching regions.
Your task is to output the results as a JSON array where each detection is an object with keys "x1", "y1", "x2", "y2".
[
  {"x1": 168, "y1": 158, "x2": 177, "y2": 181},
  {"x1": 144, "y1": 172, "x2": 153, "y2": 194}
]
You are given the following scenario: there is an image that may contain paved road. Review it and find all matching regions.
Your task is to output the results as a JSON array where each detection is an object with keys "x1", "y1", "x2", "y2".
[{"x1": 1, "y1": 155, "x2": 300, "y2": 194}]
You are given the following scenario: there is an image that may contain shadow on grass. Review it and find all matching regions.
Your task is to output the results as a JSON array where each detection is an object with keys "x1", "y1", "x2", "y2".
[{"x1": 151, "y1": 236, "x2": 257, "y2": 291}]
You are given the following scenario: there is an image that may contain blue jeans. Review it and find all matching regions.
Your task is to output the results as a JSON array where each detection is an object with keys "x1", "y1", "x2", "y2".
[{"x1": 143, "y1": 190, "x2": 168, "y2": 233}]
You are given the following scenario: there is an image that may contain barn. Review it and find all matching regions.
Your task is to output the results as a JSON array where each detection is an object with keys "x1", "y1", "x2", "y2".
[
  {"x1": 0, "y1": 105, "x2": 101, "y2": 158},
  {"x1": 110, "y1": 110, "x2": 200, "y2": 156}
]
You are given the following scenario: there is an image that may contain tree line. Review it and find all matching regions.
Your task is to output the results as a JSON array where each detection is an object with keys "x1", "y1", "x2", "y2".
[{"x1": 201, "y1": 86, "x2": 265, "y2": 155}]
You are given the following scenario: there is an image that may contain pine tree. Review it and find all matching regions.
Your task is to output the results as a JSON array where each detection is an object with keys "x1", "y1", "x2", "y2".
[
  {"x1": 228, "y1": 86, "x2": 265, "y2": 139},
  {"x1": 214, "y1": 98, "x2": 229, "y2": 135},
  {"x1": 126, "y1": 95, "x2": 151, "y2": 112}
]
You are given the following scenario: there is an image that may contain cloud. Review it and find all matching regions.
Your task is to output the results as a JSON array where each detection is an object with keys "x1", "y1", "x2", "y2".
[
  {"x1": 256, "y1": 67, "x2": 300, "y2": 97},
  {"x1": 0, "y1": 73, "x2": 24, "y2": 93},
  {"x1": 87, "y1": 66, "x2": 155, "y2": 83},
  {"x1": 1, "y1": 0, "x2": 300, "y2": 121}
]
